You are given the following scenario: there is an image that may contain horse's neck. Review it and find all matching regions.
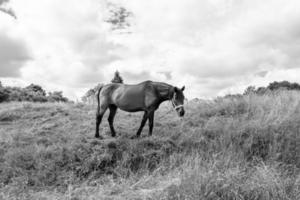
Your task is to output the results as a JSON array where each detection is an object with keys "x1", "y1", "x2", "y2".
[{"x1": 154, "y1": 82, "x2": 174, "y2": 101}]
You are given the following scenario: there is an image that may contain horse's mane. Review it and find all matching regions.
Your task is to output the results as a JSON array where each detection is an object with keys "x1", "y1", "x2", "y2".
[{"x1": 151, "y1": 82, "x2": 174, "y2": 99}]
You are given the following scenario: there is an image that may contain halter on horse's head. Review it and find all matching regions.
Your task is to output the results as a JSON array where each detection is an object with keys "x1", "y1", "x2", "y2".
[{"x1": 171, "y1": 86, "x2": 185, "y2": 117}]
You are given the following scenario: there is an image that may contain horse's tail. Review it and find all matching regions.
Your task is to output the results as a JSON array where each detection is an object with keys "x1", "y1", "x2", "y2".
[{"x1": 96, "y1": 84, "x2": 104, "y2": 113}]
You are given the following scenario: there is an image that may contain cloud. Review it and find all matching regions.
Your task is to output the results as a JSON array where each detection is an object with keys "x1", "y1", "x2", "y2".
[
  {"x1": 109, "y1": 0, "x2": 300, "y2": 98},
  {"x1": 255, "y1": 71, "x2": 268, "y2": 78},
  {"x1": 2, "y1": 0, "x2": 300, "y2": 100},
  {"x1": 5, "y1": 0, "x2": 122, "y2": 93},
  {"x1": 0, "y1": 29, "x2": 30, "y2": 77},
  {"x1": 158, "y1": 71, "x2": 172, "y2": 80},
  {"x1": 122, "y1": 70, "x2": 152, "y2": 82}
]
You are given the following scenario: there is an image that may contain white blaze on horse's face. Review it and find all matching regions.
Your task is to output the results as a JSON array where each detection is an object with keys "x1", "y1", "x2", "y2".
[{"x1": 172, "y1": 86, "x2": 185, "y2": 117}]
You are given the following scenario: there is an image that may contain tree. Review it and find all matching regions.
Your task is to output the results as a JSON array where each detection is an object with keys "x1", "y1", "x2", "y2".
[
  {"x1": 105, "y1": 3, "x2": 132, "y2": 31},
  {"x1": 111, "y1": 71, "x2": 124, "y2": 83},
  {"x1": 267, "y1": 81, "x2": 300, "y2": 91},
  {"x1": 0, "y1": 82, "x2": 70, "y2": 103},
  {"x1": 81, "y1": 83, "x2": 104, "y2": 104},
  {"x1": 256, "y1": 87, "x2": 269, "y2": 95},
  {"x1": 24, "y1": 84, "x2": 47, "y2": 102},
  {"x1": 2, "y1": 87, "x2": 22, "y2": 102},
  {"x1": 0, "y1": 0, "x2": 16, "y2": 19},
  {"x1": 82, "y1": 88, "x2": 96, "y2": 104},
  {"x1": 25, "y1": 84, "x2": 46, "y2": 96},
  {"x1": 243, "y1": 81, "x2": 300, "y2": 96},
  {"x1": 47, "y1": 91, "x2": 68, "y2": 102},
  {"x1": 0, "y1": 87, "x2": 9, "y2": 102},
  {"x1": 243, "y1": 86, "x2": 256, "y2": 95}
]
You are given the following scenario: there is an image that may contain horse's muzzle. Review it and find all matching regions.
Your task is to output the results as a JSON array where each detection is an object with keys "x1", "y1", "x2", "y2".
[{"x1": 178, "y1": 108, "x2": 185, "y2": 117}]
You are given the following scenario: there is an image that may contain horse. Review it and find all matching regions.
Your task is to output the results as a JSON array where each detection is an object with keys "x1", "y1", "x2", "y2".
[{"x1": 95, "y1": 80, "x2": 185, "y2": 138}]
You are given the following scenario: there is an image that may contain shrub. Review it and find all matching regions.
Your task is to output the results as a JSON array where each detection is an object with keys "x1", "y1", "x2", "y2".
[
  {"x1": 0, "y1": 88, "x2": 9, "y2": 103},
  {"x1": 47, "y1": 91, "x2": 68, "y2": 102},
  {"x1": 0, "y1": 83, "x2": 69, "y2": 103}
]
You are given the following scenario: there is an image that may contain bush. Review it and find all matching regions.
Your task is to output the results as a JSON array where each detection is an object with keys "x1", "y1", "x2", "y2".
[
  {"x1": 0, "y1": 88, "x2": 9, "y2": 103},
  {"x1": 0, "y1": 83, "x2": 69, "y2": 103},
  {"x1": 243, "y1": 81, "x2": 300, "y2": 95},
  {"x1": 111, "y1": 71, "x2": 124, "y2": 84},
  {"x1": 47, "y1": 91, "x2": 68, "y2": 102}
]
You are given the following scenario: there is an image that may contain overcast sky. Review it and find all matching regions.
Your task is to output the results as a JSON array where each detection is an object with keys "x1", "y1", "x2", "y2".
[{"x1": 1, "y1": 0, "x2": 300, "y2": 100}]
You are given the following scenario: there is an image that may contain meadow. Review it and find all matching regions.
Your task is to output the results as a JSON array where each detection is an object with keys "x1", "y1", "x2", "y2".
[{"x1": 0, "y1": 90, "x2": 299, "y2": 200}]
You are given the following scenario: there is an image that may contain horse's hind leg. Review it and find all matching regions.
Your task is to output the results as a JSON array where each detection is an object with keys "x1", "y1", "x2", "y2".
[
  {"x1": 136, "y1": 111, "x2": 148, "y2": 137},
  {"x1": 95, "y1": 106, "x2": 108, "y2": 138},
  {"x1": 108, "y1": 105, "x2": 117, "y2": 137}
]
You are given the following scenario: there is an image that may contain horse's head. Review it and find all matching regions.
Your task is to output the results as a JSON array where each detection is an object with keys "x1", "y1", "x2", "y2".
[{"x1": 172, "y1": 86, "x2": 185, "y2": 117}]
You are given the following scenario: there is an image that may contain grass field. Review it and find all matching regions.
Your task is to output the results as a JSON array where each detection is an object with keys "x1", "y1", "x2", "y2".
[{"x1": 0, "y1": 91, "x2": 299, "y2": 200}]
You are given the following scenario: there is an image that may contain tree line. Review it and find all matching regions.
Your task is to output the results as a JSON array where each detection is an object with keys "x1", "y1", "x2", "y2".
[
  {"x1": 243, "y1": 81, "x2": 300, "y2": 95},
  {"x1": 2, "y1": 75, "x2": 300, "y2": 104},
  {"x1": 0, "y1": 81, "x2": 69, "y2": 103},
  {"x1": 83, "y1": 71, "x2": 300, "y2": 104}
]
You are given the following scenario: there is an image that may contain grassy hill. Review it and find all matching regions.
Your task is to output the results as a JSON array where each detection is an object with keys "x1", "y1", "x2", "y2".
[{"x1": 0, "y1": 91, "x2": 299, "y2": 200}]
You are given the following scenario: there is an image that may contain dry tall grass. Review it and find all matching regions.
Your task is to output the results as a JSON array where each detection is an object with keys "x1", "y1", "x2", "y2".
[{"x1": 0, "y1": 91, "x2": 299, "y2": 199}]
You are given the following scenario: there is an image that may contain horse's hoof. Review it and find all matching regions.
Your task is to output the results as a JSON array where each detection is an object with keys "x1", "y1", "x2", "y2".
[
  {"x1": 95, "y1": 135, "x2": 104, "y2": 139},
  {"x1": 130, "y1": 135, "x2": 140, "y2": 139}
]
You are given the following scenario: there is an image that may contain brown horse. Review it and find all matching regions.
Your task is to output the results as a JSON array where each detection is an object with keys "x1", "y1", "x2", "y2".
[{"x1": 95, "y1": 80, "x2": 185, "y2": 138}]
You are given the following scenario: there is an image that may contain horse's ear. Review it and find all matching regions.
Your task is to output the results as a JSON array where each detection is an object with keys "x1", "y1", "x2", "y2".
[
  {"x1": 174, "y1": 87, "x2": 179, "y2": 92},
  {"x1": 181, "y1": 86, "x2": 185, "y2": 91}
]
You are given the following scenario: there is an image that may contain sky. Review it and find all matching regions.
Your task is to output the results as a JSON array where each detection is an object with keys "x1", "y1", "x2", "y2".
[{"x1": 1, "y1": 0, "x2": 300, "y2": 100}]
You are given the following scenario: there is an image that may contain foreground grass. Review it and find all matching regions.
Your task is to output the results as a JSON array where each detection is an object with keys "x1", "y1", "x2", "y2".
[{"x1": 0, "y1": 91, "x2": 299, "y2": 199}]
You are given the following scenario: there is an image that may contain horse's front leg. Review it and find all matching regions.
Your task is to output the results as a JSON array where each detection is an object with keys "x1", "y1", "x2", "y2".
[
  {"x1": 135, "y1": 111, "x2": 148, "y2": 137},
  {"x1": 148, "y1": 111, "x2": 154, "y2": 136}
]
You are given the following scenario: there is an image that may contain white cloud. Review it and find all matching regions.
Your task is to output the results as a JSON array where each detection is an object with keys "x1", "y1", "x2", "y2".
[
  {"x1": 1, "y1": 0, "x2": 300, "y2": 99},
  {"x1": 111, "y1": 0, "x2": 300, "y2": 98},
  {"x1": 0, "y1": 0, "x2": 120, "y2": 98},
  {"x1": 0, "y1": 12, "x2": 30, "y2": 76}
]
